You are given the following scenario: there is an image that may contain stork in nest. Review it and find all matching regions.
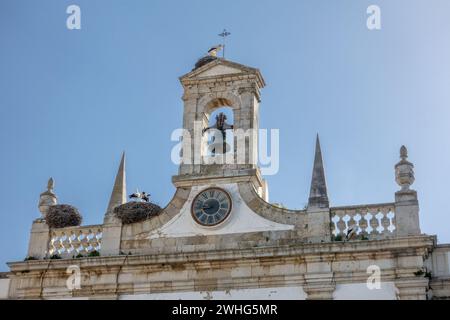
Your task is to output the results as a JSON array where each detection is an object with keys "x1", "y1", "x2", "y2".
[{"x1": 129, "y1": 189, "x2": 150, "y2": 203}]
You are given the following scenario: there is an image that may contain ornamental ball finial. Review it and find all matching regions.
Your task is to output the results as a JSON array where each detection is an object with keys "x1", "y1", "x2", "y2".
[{"x1": 395, "y1": 145, "x2": 415, "y2": 191}]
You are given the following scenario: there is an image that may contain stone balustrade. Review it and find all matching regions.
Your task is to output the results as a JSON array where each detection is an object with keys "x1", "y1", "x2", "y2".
[
  {"x1": 330, "y1": 203, "x2": 396, "y2": 240},
  {"x1": 48, "y1": 225, "x2": 103, "y2": 258}
]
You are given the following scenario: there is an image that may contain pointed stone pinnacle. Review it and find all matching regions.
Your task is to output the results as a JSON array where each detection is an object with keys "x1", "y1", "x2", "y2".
[
  {"x1": 308, "y1": 134, "x2": 329, "y2": 208},
  {"x1": 106, "y1": 152, "x2": 126, "y2": 214}
]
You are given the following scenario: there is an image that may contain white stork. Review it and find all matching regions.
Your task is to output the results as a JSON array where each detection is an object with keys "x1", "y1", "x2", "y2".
[
  {"x1": 129, "y1": 189, "x2": 142, "y2": 200},
  {"x1": 208, "y1": 44, "x2": 223, "y2": 57}
]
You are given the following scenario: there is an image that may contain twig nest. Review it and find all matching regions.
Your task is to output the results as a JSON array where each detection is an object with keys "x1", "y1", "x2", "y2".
[
  {"x1": 194, "y1": 55, "x2": 217, "y2": 70},
  {"x1": 114, "y1": 202, "x2": 162, "y2": 224},
  {"x1": 46, "y1": 205, "x2": 82, "y2": 228}
]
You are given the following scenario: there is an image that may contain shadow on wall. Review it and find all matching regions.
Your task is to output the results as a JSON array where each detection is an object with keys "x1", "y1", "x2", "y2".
[{"x1": 0, "y1": 273, "x2": 10, "y2": 299}]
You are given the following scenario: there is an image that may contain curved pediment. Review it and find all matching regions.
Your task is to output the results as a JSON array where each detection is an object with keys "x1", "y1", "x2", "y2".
[
  {"x1": 119, "y1": 182, "x2": 307, "y2": 254},
  {"x1": 147, "y1": 183, "x2": 294, "y2": 239}
]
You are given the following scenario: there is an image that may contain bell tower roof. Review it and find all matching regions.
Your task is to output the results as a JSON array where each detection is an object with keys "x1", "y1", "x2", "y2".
[{"x1": 180, "y1": 58, "x2": 265, "y2": 89}]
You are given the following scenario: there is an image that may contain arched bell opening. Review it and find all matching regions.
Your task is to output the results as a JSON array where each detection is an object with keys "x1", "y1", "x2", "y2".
[
  {"x1": 206, "y1": 107, "x2": 234, "y2": 156},
  {"x1": 203, "y1": 103, "x2": 235, "y2": 160}
]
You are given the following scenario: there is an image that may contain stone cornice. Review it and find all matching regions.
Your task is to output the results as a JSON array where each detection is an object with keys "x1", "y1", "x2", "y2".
[
  {"x1": 330, "y1": 202, "x2": 395, "y2": 211},
  {"x1": 8, "y1": 235, "x2": 436, "y2": 272},
  {"x1": 172, "y1": 169, "x2": 263, "y2": 188}
]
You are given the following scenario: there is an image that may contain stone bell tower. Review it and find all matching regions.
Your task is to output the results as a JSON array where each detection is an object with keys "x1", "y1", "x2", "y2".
[{"x1": 173, "y1": 56, "x2": 266, "y2": 192}]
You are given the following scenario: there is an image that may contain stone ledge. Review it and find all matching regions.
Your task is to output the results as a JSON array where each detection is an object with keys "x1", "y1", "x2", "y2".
[
  {"x1": 172, "y1": 169, "x2": 263, "y2": 188},
  {"x1": 8, "y1": 235, "x2": 436, "y2": 272}
]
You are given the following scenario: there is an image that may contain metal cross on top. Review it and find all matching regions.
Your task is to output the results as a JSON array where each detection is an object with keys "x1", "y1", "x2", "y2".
[{"x1": 218, "y1": 29, "x2": 231, "y2": 58}]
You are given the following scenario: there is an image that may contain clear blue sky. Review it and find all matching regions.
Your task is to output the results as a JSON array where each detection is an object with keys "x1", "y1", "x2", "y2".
[{"x1": 1, "y1": 0, "x2": 450, "y2": 270}]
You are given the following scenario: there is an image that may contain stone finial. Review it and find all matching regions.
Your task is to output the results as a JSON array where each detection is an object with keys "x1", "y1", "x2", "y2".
[
  {"x1": 47, "y1": 177, "x2": 54, "y2": 192},
  {"x1": 106, "y1": 152, "x2": 127, "y2": 215},
  {"x1": 308, "y1": 134, "x2": 329, "y2": 208},
  {"x1": 395, "y1": 145, "x2": 415, "y2": 191},
  {"x1": 38, "y1": 177, "x2": 57, "y2": 218},
  {"x1": 400, "y1": 145, "x2": 408, "y2": 159}
]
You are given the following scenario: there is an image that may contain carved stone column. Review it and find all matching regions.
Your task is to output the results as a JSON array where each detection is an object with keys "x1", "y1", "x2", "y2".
[
  {"x1": 101, "y1": 216, "x2": 123, "y2": 256},
  {"x1": 394, "y1": 146, "x2": 421, "y2": 236},
  {"x1": 27, "y1": 178, "x2": 56, "y2": 259},
  {"x1": 306, "y1": 207, "x2": 331, "y2": 243},
  {"x1": 27, "y1": 219, "x2": 50, "y2": 259}
]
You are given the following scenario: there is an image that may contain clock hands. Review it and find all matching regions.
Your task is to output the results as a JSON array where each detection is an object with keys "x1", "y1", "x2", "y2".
[{"x1": 192, "y1": 188, "x2": 231, "y2": 226}]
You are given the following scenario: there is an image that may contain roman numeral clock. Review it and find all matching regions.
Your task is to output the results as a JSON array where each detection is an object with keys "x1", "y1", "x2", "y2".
[{"x1": 191, "y1": 188, "x2": 232, "y2": 226}]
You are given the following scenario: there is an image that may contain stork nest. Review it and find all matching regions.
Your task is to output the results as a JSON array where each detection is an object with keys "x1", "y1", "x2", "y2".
[
  {"x1": 194, "y1": 55, "x2": 217, "y2": 70},
  {"x1": 46, "y1": 205, "x2": 82, "y2": 228},
  {"x1": 113, "y1": 202, "x2": 162, "y2": 224}
]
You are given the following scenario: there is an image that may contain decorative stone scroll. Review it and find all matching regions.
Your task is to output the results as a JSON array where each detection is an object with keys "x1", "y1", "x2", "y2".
[
  {"x1": 330, "y1": 204, "x2": 396, "y2": 239},
  {"x1": 48, "y1": 225, "x2": 103, "y2": 257}
]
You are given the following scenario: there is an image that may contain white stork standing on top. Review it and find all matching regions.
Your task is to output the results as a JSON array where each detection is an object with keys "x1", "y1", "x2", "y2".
[
  {"x1": 129, "y1": 189, "x2": 142, "y2": 200},
  {"x1": 129, "y1": 189, "x2": 150, "y2": 202},
  {"x1": 141, "y1": 191, "x2": 150, "y2": 203},
  {"x1": 208, "y1": 44, "x2": 223, "y2": 57}
]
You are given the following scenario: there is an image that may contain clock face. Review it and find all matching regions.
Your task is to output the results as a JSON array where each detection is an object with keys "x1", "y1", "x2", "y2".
[{"x1": 191, "y1": 188, "x2": 232, "y2": 226}]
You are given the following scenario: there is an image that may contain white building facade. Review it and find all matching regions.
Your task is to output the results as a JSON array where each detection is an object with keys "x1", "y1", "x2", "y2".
[{"x1": 4, "y1": 57, "x2": 450, "y2": 300}]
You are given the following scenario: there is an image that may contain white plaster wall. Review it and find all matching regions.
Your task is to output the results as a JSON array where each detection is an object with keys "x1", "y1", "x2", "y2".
[
  {"x1": 447, "y1": 252, "x2": 450, "y2": 274},
  {"x1": 430, "y1": 247, "x2": 450, "y2": 277},
  {"x1": 0, "y1": 279, "x2": 10, "y2": 299},
  {"x1": 333, "y1": 282, "x2": 397, "y2": 300},
  {"x1": 447, "y1": 251, "x2": 450, "y2": 274},
  {"x1": 120, "y1": 286, "x2": 307, "y2": 300},
  {"x1": 148, "y1": 183, "x2": 293, "y2": 239},
  {"x1": 437, "y1": 253, "x2": 448, "y2": 276}
]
